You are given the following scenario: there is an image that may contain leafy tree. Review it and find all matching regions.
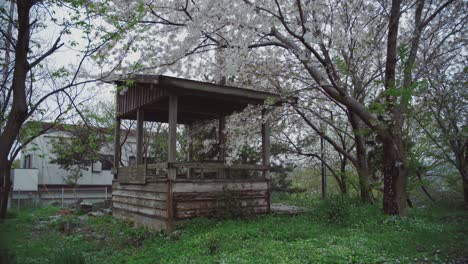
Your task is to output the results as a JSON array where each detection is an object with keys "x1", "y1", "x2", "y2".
[
  {"x1": 0, "y1": 0, "x2": 138, "y2": 218},
  {"x1": 415, "y1": 66, "x2": 467, "y2": 205},
  {"x1": 50, "y1": 124, "x2": 109, "y2": 179}
]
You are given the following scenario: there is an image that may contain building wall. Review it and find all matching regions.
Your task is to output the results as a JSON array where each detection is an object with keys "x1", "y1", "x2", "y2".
[
  {"x1": 19, "y1": 130, "x2": 137, "y2": 186},
  {"x1": 11, "y1": 169, "x2": 38, "y2": 191}
]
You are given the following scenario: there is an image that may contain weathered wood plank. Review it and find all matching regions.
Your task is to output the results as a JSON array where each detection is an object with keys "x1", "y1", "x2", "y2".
[
  {"x1": 113, "y1": 201, "x2": 167, "y2": 218},
  {"x1": 173, "y1": 181, "x2": 268, "y2": 193},
  {"x1": 173, "y1": 190, "x2": 268, "y2": 200},
  {"x1": 147, "y1": 163, "x2": 169, "y2": 169},
  {"x1": 170, "y1": 162, "x2": 268, "y2": 170},
  {"x1": 174, "y1": 179, "x2": 268, "y2": 183},
  {"x1": 113, "y1": 181, "x2": 168, "y2": 192},
  {"x1": 112, "y1": 189, "x2": 167, "y2": 200},
  {"x1": 113, "y1": 195, "x2": 167, "y2": 210},
  {"x1": 146, "y1": 177, "x2": 169, "y2": 182},
  {"x1": 118, "y1": 165, "x2": 146, "y2": 184},
  {"x1": 176, "y1": 206, "x2": 269, "y2": 219},
  {"x1": 176, "y1": 198, "x2": 268, "y2": 210},
  {"x1": 113, "y1": 208, "x2": 169, "y2": 231},
  {"x1": 116, "y1": 84, "x2": 167, "y2": 117},
  {"x1": 160, "y1": 76, "x2": 278, "y2": 102}
]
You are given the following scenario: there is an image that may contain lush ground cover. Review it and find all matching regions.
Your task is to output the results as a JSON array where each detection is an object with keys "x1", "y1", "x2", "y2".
[{"x1": 0, "y1": 195, "x2": 466, "y2": 264}]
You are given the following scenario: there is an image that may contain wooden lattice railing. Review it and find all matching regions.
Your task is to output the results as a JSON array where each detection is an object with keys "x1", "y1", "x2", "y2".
[{"x1": 118, "y1": 162, "x2": 269, "y2": 184}]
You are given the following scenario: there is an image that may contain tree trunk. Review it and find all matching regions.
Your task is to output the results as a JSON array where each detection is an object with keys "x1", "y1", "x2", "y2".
[
  {"x1": 349, "y1": 112, "x2": 372, "y2": 202},
  {"x1": 356, "y1": 139, "x2": 372, "y2": 203},
  {"x1": 463, "y1": 178, "x2": 468, "y2": 209},
  {"x1": 0, "y1": 159, "x2": 12, "y2": 219},
  {"x1": 416, "y1": 170, "x2": 435, "y2": 202},
  {"x1": 339, "y1": 156, "x2": 348, "y2": 194},
  {"x1": 381, "y1": 0, "x2": 407, "y2": 216},
  {"x1": 382, "y1": 136, "x2": 408, "y2": 215},
  {"x1": 0, "y1": 1, "x2": 32, "y2": 219},
  {"x1": 454, "y1": 152, "x2": 468, "y2": 208},
  {"x1": 460, "y1": 168, "x2": 468, "y2": 208}
]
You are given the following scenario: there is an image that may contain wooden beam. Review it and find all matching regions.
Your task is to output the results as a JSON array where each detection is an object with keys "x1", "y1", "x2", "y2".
[
  {"x1": 113, "y1": 87, "x2": 121, "y2": 178},
  {"x1": 218, "y1": 116, "x2": 226, "y2": 161},
  {"x1": 262, "y1": 109, "x2": 271, "y2": 214},
  {"x1": 146, "y1": 163, "x2": 169, "y2": 169},
  {"x1": 261, "y1": 110, "x2": 271, "y2": 177},
  {"x1": 168, "y1": 95, "x2": 178, "y2": 165},
  {"x1": 146, "y1": 104, "x2": 226, "y2": 118},
  {"x1": 160, "y1": 75, "x2": 279, "y2": 101},
  {"x1": 166, "y1": 95, "x2": 178, "y2": 232},
  {"x1": 112, "y1": 118, "x2": 121, "y2": 178},
  {"x1": 122, "y1": 108, "x2": 216, "y2": 124},
  {"x1": 186, "y1": 124, "x2": 193, "y2": 179},
  {"x1": 218, "y1": 116, "x2": 226, "y2": 178},
  {"x1": 136, "y1": 108, "x2": 144, "y2": 165},
  {"x1": 108, "y1": 74, "x2": 280, "y2": 102},
  {"x1": 170, "y1": 162, "x2": 268, "y2": 170}
]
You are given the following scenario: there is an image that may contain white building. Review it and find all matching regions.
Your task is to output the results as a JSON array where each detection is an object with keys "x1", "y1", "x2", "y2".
[{"x1": 11, "y1": 122, "x2": 137, "y2": 206}]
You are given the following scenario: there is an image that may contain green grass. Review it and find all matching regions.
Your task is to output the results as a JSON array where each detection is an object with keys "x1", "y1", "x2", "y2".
[{"x1": 1, "y1": 196, "x2": 467, "y2": 264}]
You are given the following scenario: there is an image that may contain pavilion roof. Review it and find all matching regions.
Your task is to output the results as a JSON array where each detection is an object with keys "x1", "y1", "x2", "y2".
[{"x1": 108, "y1": 75, "x2": 281, "y2": 124}]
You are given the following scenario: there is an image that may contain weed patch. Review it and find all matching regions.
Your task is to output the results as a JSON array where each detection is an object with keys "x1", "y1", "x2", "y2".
[{"x1": 1, "y1": 199, "x2": 466, "y2": 263}]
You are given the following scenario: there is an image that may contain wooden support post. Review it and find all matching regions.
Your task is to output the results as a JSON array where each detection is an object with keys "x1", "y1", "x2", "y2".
[
  {"x1": 218, "y1": 116, "x2": 226, "y2": 178},
  {"x1": 262, "y1": 109, "x2": 271, "y2": 213},
  {"x1": 167, "y1": 95, "x2": 178, "y2": 232},
  {"x1": 186, "y1": 124, "x2": 193, "y2": 179},
  {"x1": 168, "y1": 96, "x2": 178, "y2": 169},
  {"x1": 112, "y1": 118, "x2": 121, "y2": 179},
  {"x1": 261, "y1": 110, "x2": 271, "y2": 178},
  {"x1": 136, "y1": 108, "x2": 144, "y2": 165}
]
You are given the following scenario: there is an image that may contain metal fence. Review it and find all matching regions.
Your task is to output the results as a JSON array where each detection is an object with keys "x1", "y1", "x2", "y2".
[{"x1": 9, "y1": 186, "x2": 111, "y2": 209}]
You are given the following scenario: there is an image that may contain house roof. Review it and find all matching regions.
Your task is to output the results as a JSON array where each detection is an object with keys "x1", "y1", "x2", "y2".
[
  {"x1": 23, "y1": 121, "x2": 137, "y2": 137},
  {"x1": 106, "y1": 75, "x2": 281, "y2": 124}
]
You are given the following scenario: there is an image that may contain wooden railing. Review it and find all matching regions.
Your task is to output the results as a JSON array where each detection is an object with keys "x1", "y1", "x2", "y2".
[{"x1": 118, "y1": 162, "x2": 269, "y2": 184}]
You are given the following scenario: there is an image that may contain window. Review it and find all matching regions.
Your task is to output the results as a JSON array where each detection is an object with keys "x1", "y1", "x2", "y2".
[
  {"x1": 129, "y1": 156, "x2": 136, "y2": 166},
  {"x1": 101, "y1": 155, "x2": 113, "y2": 170},
  {"x1": 23, "y1": 155, "x2": 32, "y2": 169},
  {"x1": 92, "y1": 161, "x2": 102, "y2": 172}
]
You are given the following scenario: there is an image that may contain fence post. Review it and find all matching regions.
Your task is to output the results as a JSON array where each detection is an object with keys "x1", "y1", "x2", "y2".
[
  {"x1": 105, "y1": 186, "x2": 108, "y2": 201},
  {"x1": 61, "y1": 187, "x2": 64, "y2": 208},
  {"x1": 17, "y1": 189, "x2": 20, "y2": 211}
]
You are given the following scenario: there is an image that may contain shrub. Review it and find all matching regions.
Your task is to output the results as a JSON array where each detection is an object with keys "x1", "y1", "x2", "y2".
[{"x1": 314, "y1": 195, "x2": 353, "y2": 225}]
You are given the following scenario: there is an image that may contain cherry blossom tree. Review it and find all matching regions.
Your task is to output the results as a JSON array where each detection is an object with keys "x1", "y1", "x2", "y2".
[{"x1": 98, "y1": 0, "x2": 463, "y2": 215}]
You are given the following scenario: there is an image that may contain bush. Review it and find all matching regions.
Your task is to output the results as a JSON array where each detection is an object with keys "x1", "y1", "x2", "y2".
[{"x1": 314, "y1": 195, "x2": 353, "y2": 225}]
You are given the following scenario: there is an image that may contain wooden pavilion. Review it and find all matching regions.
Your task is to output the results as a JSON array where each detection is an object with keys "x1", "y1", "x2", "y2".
[{"x1": 109, "y1": 75, "x2": 280, "y2": 231}]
